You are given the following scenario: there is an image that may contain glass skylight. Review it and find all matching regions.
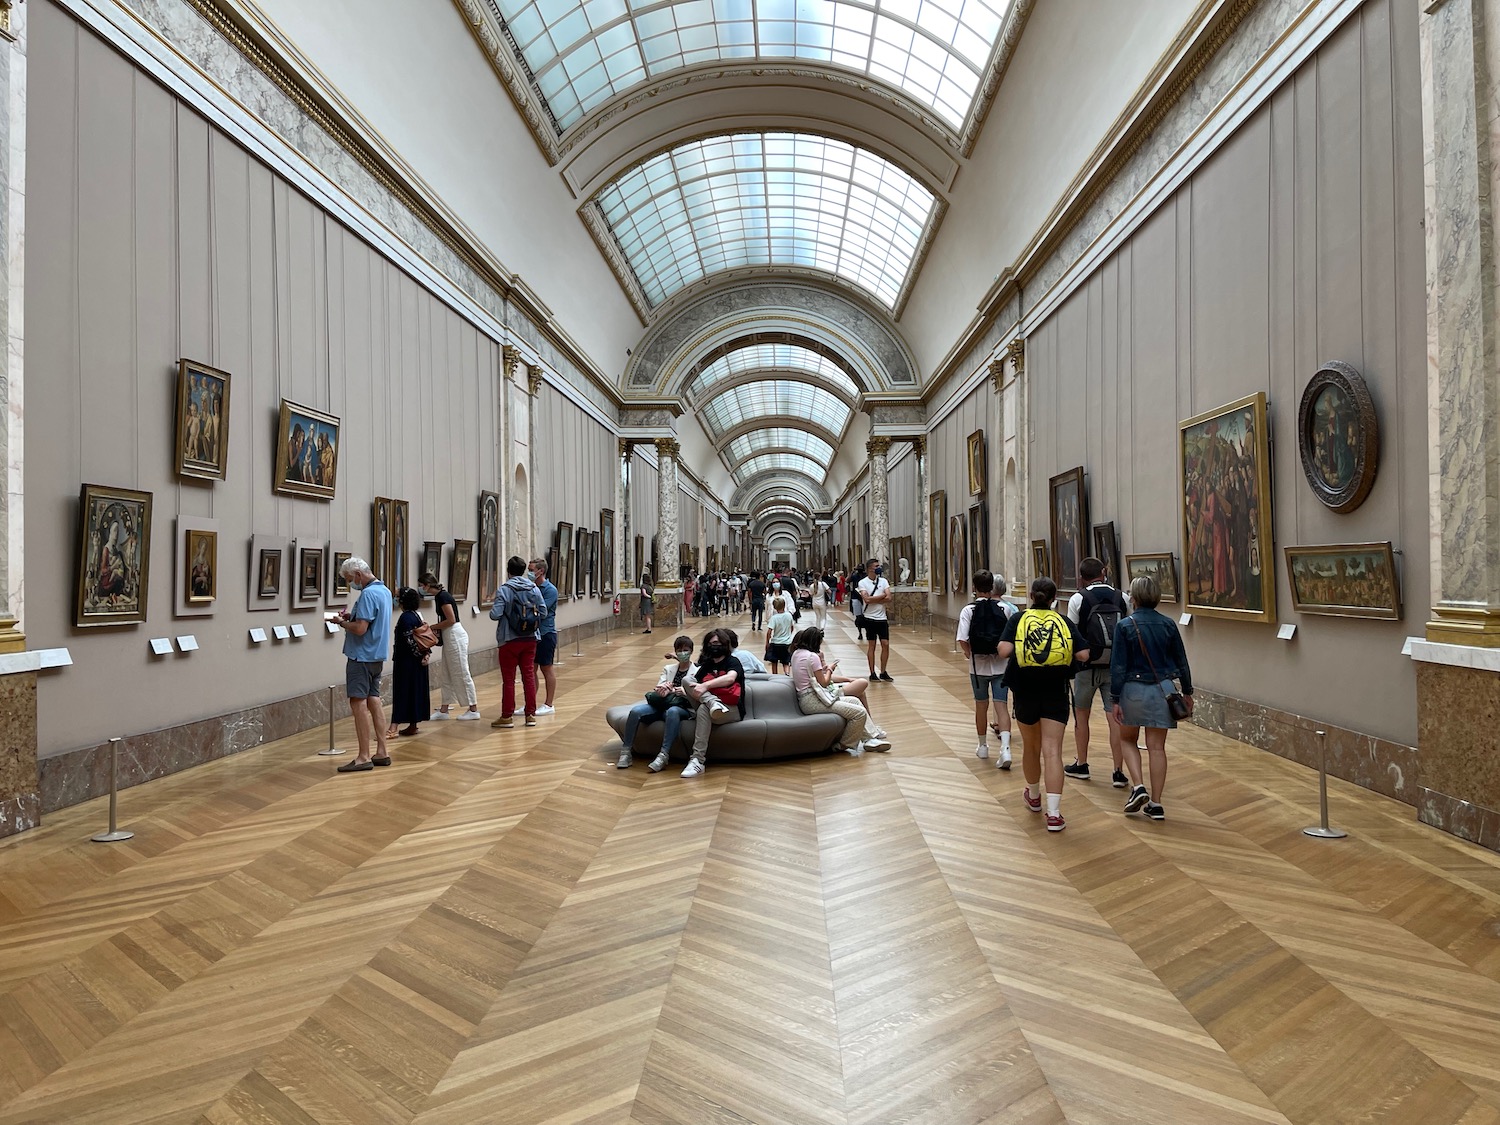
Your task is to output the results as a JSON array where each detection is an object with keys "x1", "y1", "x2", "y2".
[
  {"x1": 699, "y1": 380, "x2": 852, "y2": 438},
  {"x1": 490, "y1": 0, "x2": 1014, "y2": 132},
  {"x1": 596, "y1": 132, "x2": 935, "y2": 308},
  {"x1": 690, "y1": 344, "x2": 860, "y2": 400},
  {"x1": 734, "y1": 453, "x2": 827, "y2": 482},
  {"x1": 727, "y1": 429, "x2": 835, "y2": 464}
]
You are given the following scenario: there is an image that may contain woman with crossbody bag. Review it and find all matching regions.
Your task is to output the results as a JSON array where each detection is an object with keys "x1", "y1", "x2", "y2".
[
  {"x1": 1109, "y1": 574, "x2": 1194, "y2": 821},
  {"x1": 788, "y1": 626, "x2": 890, "y2": 754}
]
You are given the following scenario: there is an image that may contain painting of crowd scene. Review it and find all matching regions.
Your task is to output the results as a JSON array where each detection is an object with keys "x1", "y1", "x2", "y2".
[
  {"x1": 1285, "y1": 543, "x2": 1400, "y2": 620},
  {"x1": 1180, "y1": 392, "x2": 1275, "y2": 622}
]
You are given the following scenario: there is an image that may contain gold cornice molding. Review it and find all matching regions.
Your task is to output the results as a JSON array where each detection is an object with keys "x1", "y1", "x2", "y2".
[
  {"x1": 1427, "y1": 605, "x2": 1500, "y2": 648},
  {"x1": 960, "y1": 0, "x2": 1037, "y2": 158},
  {"x1": 526, "y1": 365, "x2": 543, "y2": 396},
  {"x1": 450, "y1": 0, "x2": 560, "y2": 165},
  {"x1": 578, "y1": 201, "x2": 652, "y2": 325},
  {"x1": 1006, "y1": 337, "x2": 1025, "y2": 376}
]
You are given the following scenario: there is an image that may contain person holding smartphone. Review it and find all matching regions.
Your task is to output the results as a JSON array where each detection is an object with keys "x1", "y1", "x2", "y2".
[{"x1": 788, "y1": 626, "x2": 890, "y2": 754}]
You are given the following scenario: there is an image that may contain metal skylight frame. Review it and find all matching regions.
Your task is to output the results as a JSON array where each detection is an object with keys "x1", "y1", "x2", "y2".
[
  {"x1": 688, "y1": 343, "x2": 861, "y2": 400},
  {"x1": 733, "y1": 453, "x2": 828, "y2": 482},
  {"x1": 726, "y1": 429, "x2": 836, "y2": 464},
  {"x1": 699, "y1": 381, "x2": 852, "y2": 439}
]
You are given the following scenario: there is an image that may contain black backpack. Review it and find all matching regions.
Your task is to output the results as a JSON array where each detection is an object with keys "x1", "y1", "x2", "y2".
[
  {"x1": 968, "y1": 598, "x2": 1009, "y2": 656},
  {"x1": 1078, "y1": 585, "x2": 1125, "y2": 665},
  {"x1": 504, "y1": 585, "x2": 541, "y2": 635}
]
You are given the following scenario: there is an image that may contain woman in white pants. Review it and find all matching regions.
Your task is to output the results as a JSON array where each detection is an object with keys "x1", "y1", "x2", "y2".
[
  {"x1": 420, "y1": 573, "x2": 479, "y2": 719},
  {"x1": 810, "y1": 574, "x2": 830, "y2": 630}
]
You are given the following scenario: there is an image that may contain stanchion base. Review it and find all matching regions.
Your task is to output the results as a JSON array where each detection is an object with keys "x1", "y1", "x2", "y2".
[
  {"x1": 91, "y1": 830, "x2": 134, "y2": 843},
  {"x1": 1302, "y1": 826, "x2": 1348, "y2": 839},
  {"x1": 317, "y1": 748, "x2": 347, "y2": 756}
]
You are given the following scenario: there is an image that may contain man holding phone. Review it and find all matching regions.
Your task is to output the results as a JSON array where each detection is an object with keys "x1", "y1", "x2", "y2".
[{"x1": 857, "y1": 558, "x2": 895, "y2": 681}]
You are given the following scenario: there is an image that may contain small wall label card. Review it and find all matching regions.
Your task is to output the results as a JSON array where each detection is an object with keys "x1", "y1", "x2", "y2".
[
  {"x1": 175, "y1": 635, "x2": 200, "y2": 651},
  {"x1": 1179, "y1": 613, "x2": 1193, "y2": 626},
  {"x1": 1277, "y1": 623, "x2": 1297, "y2": 641},
  {"x1": 249, "y1": 628, "x2": 268, "y2": 643},
  {"x1": 273, "y1": 625, "x2": 291, "y2": 640},
  {"x1": 290, "y1": 623, "x2": 308, "y2": 638},
  {"x1": 149, "y1": 637, "x2": 173, "y2": 656}
]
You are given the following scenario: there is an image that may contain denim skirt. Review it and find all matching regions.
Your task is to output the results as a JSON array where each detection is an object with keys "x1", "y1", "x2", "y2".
[{"x1": 1118, "y1": 680, "x2": 1176, "y2": 729}]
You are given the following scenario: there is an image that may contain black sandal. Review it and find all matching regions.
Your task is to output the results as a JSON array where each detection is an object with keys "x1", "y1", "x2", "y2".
[{"x1": 336, "y1": 759, "x2": 374, "y2": 773}]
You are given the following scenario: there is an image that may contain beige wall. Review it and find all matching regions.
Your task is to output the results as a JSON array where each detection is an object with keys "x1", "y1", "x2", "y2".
[
  {"x1": 1025, "y1": 0, "x2": 1426, "y2": 745},
  {"x1": 928, "y1": 385, "x2": 996, "y2": 612}
]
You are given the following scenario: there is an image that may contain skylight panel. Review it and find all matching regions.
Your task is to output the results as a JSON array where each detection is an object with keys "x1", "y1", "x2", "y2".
[
  {"x1": 727, "y1": 429, "x2": 836, "y2": 464},
  {"x1": 734, "y1": 453, "x2": 827, "y2": 482},
  {"x1": 688, "y1": 344, "x2": 861, "y2": 398},
  {"x1": 699, "y1": 382, "x2": 852, "y2": 438}
]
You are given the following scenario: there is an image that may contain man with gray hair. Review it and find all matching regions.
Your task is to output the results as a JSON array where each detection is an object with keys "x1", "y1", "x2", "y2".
[{"x1": 331, "y1": 556, "x2": 393, "y2": 771}]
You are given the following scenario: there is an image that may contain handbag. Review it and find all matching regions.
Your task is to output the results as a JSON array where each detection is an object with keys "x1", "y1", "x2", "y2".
[
  {"x1": 1127, "y1": 619, "x2": 1193, "y2": 721},
  {"x1": 645, "y1": 689, "x2": 691, "y2": 711},
  {"x1": 410, "y1": 622, "x2": 439, "y2": 656},
  {"x1": 811, "y1": 677, "x2": 843, "y2": 707}
]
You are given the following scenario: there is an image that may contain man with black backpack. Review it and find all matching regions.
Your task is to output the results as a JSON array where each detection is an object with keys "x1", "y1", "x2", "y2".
[
  {"x1": 489, "y1": 555, "x2": 546, "y2": 729},
  {"x1": 1064, "y1": 557, "x2": 1130, "y2": 787},
  {"x1": 957, "y1": 569, "x2": 1015, "y2": 768}
]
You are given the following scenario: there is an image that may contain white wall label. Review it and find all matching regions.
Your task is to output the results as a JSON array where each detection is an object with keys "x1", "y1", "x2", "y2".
[
  {"x1": 290, "y1": 623, "x2": 308, "y2": 638},
  {"x1": 1178, "y1": 613, "x2": 1192, "y2": 626},
  {"x1": 1276, "y1": 623, "x2": 1296, "y2": 641},
  {"x1": 249, "y1": 628, "x2": 268, "y2": 643},
  {"x1": 273, "y1": 625, "x2": 291, "y2": 640},
  {"x1": 176, "y1": 635, "x2": 200, "y2": 651},
  {"x1": 149, "y1": 637, "x2": 173, "y2": 655}
]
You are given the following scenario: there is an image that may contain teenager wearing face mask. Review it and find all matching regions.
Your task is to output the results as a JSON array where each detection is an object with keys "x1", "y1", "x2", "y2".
[
  {"x1": 677, "y1": 627, "x2": 745, "y2": 777},
  {"x1": 616, "y1": 635, "x2": 697, "y2": 770}
]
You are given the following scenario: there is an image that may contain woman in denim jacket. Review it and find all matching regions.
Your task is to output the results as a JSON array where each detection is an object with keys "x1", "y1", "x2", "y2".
[{"x1": 1109, "y1": 575, "x2": 1193, "y2": 821}]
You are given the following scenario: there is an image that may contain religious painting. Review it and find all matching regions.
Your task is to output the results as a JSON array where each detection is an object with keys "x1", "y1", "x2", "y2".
[
  {"x1": 76, "y1": 484, "x2": 152, "y2": 627},
  {"x1": 590, "y1": 531, "x2": 600, "y2": 597},
  {"x1": 184, "y1": 528, "x2": 217, "y2": 605},
  {"x1": 420, "y1": 541, "x2": 443, "y2": 589},
  {"x1": 392, "y1": 501, "x2": 409, "y2": 592},
  {"x1": 1092, "y1": 521, "x2": 1120, "y2": 583},
  {"x1": 929, "y1": 489, "x2": 947, "y2": 593},
  {"x1": 556, "y1": 521, "x2": 574, "y2": 601},
  {"x1": 373, "y1": 498, "x2": 392, "y2": 585},
  {"x1": 1285, "y1": 542, "x2": 1401, "y2": 620},
  {"x1": 1125, "y1": 552, "x2": 1178, "y2": 603},
  {"x1": 634, "y1": 535, "x2": 644, "y2": 589},
  {"x1": 967, "y1": 429, "x2": 987, "y2": 496},
  {"x1": 450, "y1": 539, "x2": 474, "y2": 603},
  {"x1": 1048, "y1": 467, "x2": 1089, "y2": 594},
  {"x1": 296, "y1": 545, "x2": 324, "y2": 606},
  {"x1": 948, "y1": 514, "x2": 967, "y2": 595},
  {"x1": 1181, "y1": 392, "x2": 1275, "y2": 622},
  {"x1": 1031, "y1": 539, "x2": 1051, "y2": 583},
  {"x1": 599, "y1": 508, "x2": 615, "y2": 597},
  {"x1": 173, "y1": 359, "x2": 231, "y2": 482},
  {"x1": 968, "y1": 502, "x2": 989, "y2": 580},
  {"x1": 257, "y1": 547, "x2": 282, "y2": 599},
  {"x1": 575, "y1": 525, "x2": 590, "y2": 597},
  {"x1": 1298, "y1": 361, "x2": 1379, "y2": 513},
  {"x1": 478, "y1": 490, "x2": 500, "y2": 608},
  {"x1": 328, "y1": 542, "x2": 353, "y2": 602},
  {"x1": 546, "y1": 545, "x2": 560, "y2": 595},
  {"x1": 273, "y1": 400, "x2": 339, "y2": 500}
]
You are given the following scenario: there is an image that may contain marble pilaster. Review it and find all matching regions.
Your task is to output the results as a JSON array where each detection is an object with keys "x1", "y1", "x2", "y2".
[
  {"x1": 0, "y1": 0, "x2": 22, "y2": 651},
  {"x1": 913, "y1": 437, "x2": 928, "y2": 587},
  {"x1": 989, "y1": 359, "x2": 1007, "y2": 586},
  {"x1": 526, "y1": 365, "x2": 542, "y2": 556},
  {"x1": 867, "y1": 437, "x2": 891, "y2": 572},
  {"x1": 655, "y1": 438, "x2": 681, "y2": 590},
  {"x1": 1007, "y1": 338, "x2": 1029, "y2": 596},
  {"x1": 619, "y1": 439, "x2": 632, "y2": 591}
]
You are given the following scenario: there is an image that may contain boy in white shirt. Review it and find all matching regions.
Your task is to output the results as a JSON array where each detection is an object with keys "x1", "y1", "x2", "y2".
[{"x1": 957, "y1": 569, "x2": 1015, "y2": 768}]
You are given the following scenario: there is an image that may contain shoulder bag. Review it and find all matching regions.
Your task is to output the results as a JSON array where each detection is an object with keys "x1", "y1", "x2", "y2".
[{"x1": 1128, "y1": 618, "x2": 1193, "y2": 721}]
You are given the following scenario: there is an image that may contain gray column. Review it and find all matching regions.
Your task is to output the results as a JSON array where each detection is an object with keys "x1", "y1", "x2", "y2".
[
  {"x1": 990, "y1": 358, "x2": 1007, "y2": 587},
  {"x1": 913, "y1": 437, "x2": 928, "y2": 587},
  {"x1": 526, "y1": 365, "x2": 542, "y2": 558},
  {"x1": 0, "y1": 0, "x2": 25, "y2": 652},
  {"x1": 619, "y1": 440, "x2": 632, "y2": 588},
  {"x1": 1008, "y1": 338, "x2": 1028, "y2": 597},
  {"x1": 655, "y1": 438, "x2": 681, "y2": 588},
  {"x1": 867, "y1": 436, "x2": 891, "y2": 571}
]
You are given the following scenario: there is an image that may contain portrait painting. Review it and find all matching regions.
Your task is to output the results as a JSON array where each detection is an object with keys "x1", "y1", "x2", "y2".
[
  {"x1": 76, "y1": 484, "x2": 152, "y2": 627},
  {"x1": 1298, "y1": 361, "x2": 1379, "y2": 513},
  {"x1": 298, "y1": 546, "x2": 324, "y2": 602},
  {"x1": 185, "y1": 528, "x2": 217, "y2": 605},
  {"x1": 1285, "y1": 542, "x2": 1401, "y2": 620},
  {"x1": 1181, "y1": 392, "x2": 1275, "y2": 621},
  {"x1": 273, "y1": 400, "x2": 339, "y2": 500},
  {"x1": 929, "y1": 489, "x2": 947, "y2": 593},
  {"x1": 547, "y1": 546, "x2": 560, "y2": 593},
  {"x1": 575, "y1": 525, "x2": 589, "y2": 598},
  {"x1": 450, "y1": 539, "x2": 474, "y2": 603},
  {"x1": 599, "y1": 508, "x2": 615, "y2": 596},
  {"x1": 556, "y1": 521, "x2": 574, "y2": 601},
  {"x1": 420, "y1": 541, "x2": 443, "y2": 589},
  {"x1": 257, "y1": 547, "x2": 282, "y2": 598},
  {"x1": 634, "y1": 535, "x2": 644, "y2": 588},
  {"x1": 590, "y1": 531, "x2": 600, "y2": 596},
  {"x1": 478, "y1": 491, "x2": 500, "y2": 608},
  {"x1": 1125, "y1": 552, "x2": 1178, "y2": 603},
  {"x1": 967, "y1": 430, "x2": 987, "y2": 496},
  {"x1": 948, "y1": 514, "x2": 967, "y2": 595},
  {"x1": 968, "y1": 502, "x2": 989, "y2": 580},
  {"x1": 331, "y1": 550, "x2": 352, "y2": 598},
  {"x1": 1031, "y1": 539, "x2": 1051, "y2": 582},
  {"x1": 174, "y1": 360, "x2": 231, "y2": 482},
  {"x1": 391, "y1": 501, "x2": 409, "y2": 592},
  {"x1": 1048, "y1": 467, "x2": 1090, "y2": 594},
  {"x1": 1092, "y1": 522, "x2": 1120, "y2": 583}
]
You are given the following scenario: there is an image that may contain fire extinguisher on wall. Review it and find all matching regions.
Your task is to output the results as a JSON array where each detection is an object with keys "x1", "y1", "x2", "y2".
[{"x1": 612, "y1": 597, "x2": 620, "y2": 616}]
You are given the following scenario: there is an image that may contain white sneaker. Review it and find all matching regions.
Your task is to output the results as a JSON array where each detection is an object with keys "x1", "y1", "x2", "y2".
[
  {"x1": 845, "y1": 742, "x2": 865, "y2": 757},
  {"x1": 863, "y1": 737, "x2": 891, "y2": 752},
  {"x1": 998, "y1": 751, "x2": 1012, "y2": 771},
  {"x1": 648, "y1": 752, "x2": 669, "y2": 772},
  {"x1": 429, "y1": 711, "x2": 450, "y2": 721},
  {"x1": 974, "y1": 742, "x2": 989, "y2": 759},
  {"x1": 534, "y1": 704, "x2": 556, "y2": 715},
  {"x1": 681, "y1": 759, "x2": 705, "y2": 777},
  {"x1": 455, "y1": 711, "x2": 480, "y2": 721}
]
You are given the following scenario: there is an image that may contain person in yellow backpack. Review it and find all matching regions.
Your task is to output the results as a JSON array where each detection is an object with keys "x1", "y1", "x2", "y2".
[{"x1": 999, "y1": 577, "x2": 1090, "y2": 832}]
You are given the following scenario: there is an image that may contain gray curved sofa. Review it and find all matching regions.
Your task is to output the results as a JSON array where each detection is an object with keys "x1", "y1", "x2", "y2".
[{"x1": 603, "y1": 673, "x2": 846, "y2": 763}]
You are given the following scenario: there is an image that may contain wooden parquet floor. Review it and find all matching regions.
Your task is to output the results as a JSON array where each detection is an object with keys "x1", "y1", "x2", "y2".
[{"x1": 3, "y1": 615, "x2": 1499, "y2": 1125}]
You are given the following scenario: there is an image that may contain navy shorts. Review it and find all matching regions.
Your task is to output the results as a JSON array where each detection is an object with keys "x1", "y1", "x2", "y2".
[
  {"x1": 535, "y1": 631, "x2": 558, "y2": 667},
  {"x1": 345, "y1": 659, "x2": 383, "y2": 699}
]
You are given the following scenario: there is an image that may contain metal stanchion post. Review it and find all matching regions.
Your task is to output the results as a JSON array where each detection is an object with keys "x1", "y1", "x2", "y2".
[
  {"x1": 575, "y1": 625, "x2": 583, "y2": 657},
  {"x1": 928, "y1": 611, "x2": 934, "y2": 643},
  {"x1": 91, "y1": 738, "x2": 134, "y2": 843},
  {"x1": 319, "y1": 684, "x2": 346, "y2": 756},
  {"x1": 1302, "y1": 729, "x2": 1347, "y2": 839}
]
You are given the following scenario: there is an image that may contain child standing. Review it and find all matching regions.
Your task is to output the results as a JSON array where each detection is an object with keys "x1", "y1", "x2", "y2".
[{"x1": 765, "y1": 595, "x2": 796, "y2": 673}]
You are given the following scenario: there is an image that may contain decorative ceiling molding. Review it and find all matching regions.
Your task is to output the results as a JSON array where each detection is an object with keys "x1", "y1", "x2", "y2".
[
  {"x1": 710, "y1": 416, "x2": 844, "y2": 455},
  {"x1": 686, "y1": 367, "x2": 860, "y2": 413},
  {"x1": 959, "y1": 0, "x2": 1037, "y2": 158},
  {"x1": 732, "y1": 473, "x2": 832, "y2": 513},
  {"x1": 578, "y1": 201, "x2": 651, "y2": 325},
  {"x1": 452, "y1": 0, "x2": 559, "y2": 163}
]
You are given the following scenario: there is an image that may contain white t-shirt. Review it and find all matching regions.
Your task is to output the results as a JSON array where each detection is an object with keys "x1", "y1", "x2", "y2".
[
  {"x1": 957, "y1": 598, "x2": 1013, "y2": 677},
  {"x1": 856, "y1": 575, "x2": 889, "y2": 621},
  {"x1": 811, "y1": 582, "x2": 827, "y2": 606},
  {"x1": 1067, "y1": 582, "x2": 1117, "y2": 624}
]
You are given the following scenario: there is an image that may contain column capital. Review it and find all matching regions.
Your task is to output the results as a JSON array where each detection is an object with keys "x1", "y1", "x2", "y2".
[
  {"x1": 989, "y1": 358, "x2": 1006, "y2": 391},
  {"x1": 1005, "y1": 337, "x2": 1025, "y2": 376},
  {"x1": 526, "y1": 365, "x2": 543, "y2": 396},
  {"x1": 501, "y1": 344, "x2": 521, "y2": 379},
  {"x1": 655, "y1": 437, "x2": 681, "y2": 460},
  {"x1": 619, "y1": 438, "x2": 636, "y2": 460},
  {"x1": 910, "y1": 436, "x2": 926, "y2": 457},
  {"x1": 866, "y1": 436, "x2": 893, "y2": 458}
]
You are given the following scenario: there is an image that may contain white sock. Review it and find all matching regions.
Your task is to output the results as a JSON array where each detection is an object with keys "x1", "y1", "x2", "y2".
[
  {"x1": 1000, "y1": 732, "x2": 1011, "y2": 752},
  {"x1": 976, "y1": 738, "x2": 987, "y2": 749},
  {"x1": 1046, "y1": 793, "x2": 1062, "y2": 816}
]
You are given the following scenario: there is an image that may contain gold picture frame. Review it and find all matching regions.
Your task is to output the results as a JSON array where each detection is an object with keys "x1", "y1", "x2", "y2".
[
  {"x1": 272, "y1": 400, "x2": 339, "y2": 500},
  {"x1": 76, "y1": 484, "x2": 153, "y2": 627},
  {"x1": 967, "y1": 429, "x2": 987, "y2": 495},
  {"x1": 184, "y1": 528, "x2": 217, "y2": 605},
  {"x1": 1124, "y1": 552, "x2": 1179, "y2": 603},
  {"x1": 174, "y1": 359, "x2": 231, "y2": 481},
  {"x1": 929, "y1": 489, "x2": 947, "y2": 593},
  {"x1": 1285, "y1": 542, "x2": 1401, "y2": 620}
]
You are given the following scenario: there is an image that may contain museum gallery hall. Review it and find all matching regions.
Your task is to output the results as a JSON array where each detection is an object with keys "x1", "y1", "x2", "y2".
[{"x1": 1, "y1": 1, "x2": 1499, "y2": 1123}]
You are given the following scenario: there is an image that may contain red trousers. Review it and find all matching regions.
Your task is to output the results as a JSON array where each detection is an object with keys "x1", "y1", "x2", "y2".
[{"x1": 498, "y1": 638, "x2": 538, "y2": 717}]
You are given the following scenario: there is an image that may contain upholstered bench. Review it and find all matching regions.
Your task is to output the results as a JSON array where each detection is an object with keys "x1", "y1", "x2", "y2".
[{"x1": 603, "y1": 673, "x2": 847, "y2": 763}]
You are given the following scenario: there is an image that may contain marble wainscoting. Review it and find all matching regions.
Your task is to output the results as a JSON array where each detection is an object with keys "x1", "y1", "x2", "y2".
[
  {"x1": 888, "y1": 590, "x2": 932, "y2": 627},
  {"x1": 1190, "y1": 688, "x2": 1418, "y2": 807},
  {"x1": 0, "y1": 669, "x2": 38, "y2": 838},
  {"x1": 618, "y1": 591, "x2": 681, "y2": 632},
  {"x1": 1414, "y1": 661, "x2": 1500, "y2": 852}
]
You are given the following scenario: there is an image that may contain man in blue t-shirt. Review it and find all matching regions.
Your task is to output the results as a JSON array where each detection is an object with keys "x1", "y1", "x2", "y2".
[
  {"x1": 332, "y1": 556, "x2": 393, "y2": 772},
  {"x1": 529, "y1": 556, "x2": 561, "y2": 716}
]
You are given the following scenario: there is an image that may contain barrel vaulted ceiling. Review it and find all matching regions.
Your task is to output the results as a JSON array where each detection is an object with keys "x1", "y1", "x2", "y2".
[{"x1": 465, "y1": 0, "x2": 1029, "y2": 519}]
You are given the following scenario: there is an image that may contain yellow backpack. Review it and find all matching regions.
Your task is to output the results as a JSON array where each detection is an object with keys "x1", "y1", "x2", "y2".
[{"x1": 1014, "y1": 608, "x2": 1073, "y2": 668}]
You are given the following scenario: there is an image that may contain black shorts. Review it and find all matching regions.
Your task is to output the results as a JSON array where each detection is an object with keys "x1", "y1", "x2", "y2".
[
  {"x1": 1012, "y1": 686, "x2": 1072, "y2": 726},
  {"x1": 863, "y1": 618, "x2": 890, "y2": 641},
  {"x1": 767, "y1": 642, "x2": 792, "y2": 665}
]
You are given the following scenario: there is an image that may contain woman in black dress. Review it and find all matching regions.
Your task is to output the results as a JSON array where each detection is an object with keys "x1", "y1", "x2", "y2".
[{"x1": 388, "y1": 586, "x2": 431, "y2": 737}]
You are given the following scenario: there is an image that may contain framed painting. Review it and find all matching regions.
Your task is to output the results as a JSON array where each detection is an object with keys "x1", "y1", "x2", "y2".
[
  {"x1": 450, "y1": 539, "x2": 474, "y2": 603},
  {"x1": 420, "y1": 541, "x2": 443, "y2": 589},
  {"x1": 556, "y1": 521, "x2": 574, "y2": 601},
  {"x1": 327, "y1": 539, "x2": 353, "y2": 604},
  {"x1": 547, "y1": 545, "x2": 561, "y2": 593},
  {"x1": 249, "y1": 532, "x2": 285, "y2": 612},
  {"x1": 968, "y1": 501, "x2": 989, "y2": 580},
  {"x1": 1181, "y1": 391, "x2": 1275, "y2": 622},
  {"x1": 1285, "y1": 542, "x2": 1401, "y2": 620},
  {"x1": 478, "y1": 490, "x2": 500, "y2": 608},
  {"x1": 1125, "y1": 552, "x2": 1179, "y2": 603},
  {"x1": 1298, "y1": 361, "x2": 1379, "y2": 513},
  {"x1": 967, "y1": 429, "x2": 987, "y2": 495},
  {"x1": 76, "y1": 484, "x2": 153, "y2": 627},
  {"x1": 174, "y1": 359, "x2": 231, "y2": 481},
  {"x1": 634, "y1": 535, "x2": 644, "y2": 589},
  {"x1": 1092, "y1": 521, "x2": 1120, "y2": 583},
  {"x1": 1048, "y1": 467, "x2": 1090, "y2": 594},
  {"x1": 391, "y1": 501, "x2": 409, "y2": 592},
  {"x1": 575, "y1": 525, "x2": 589, "y2": 597},
  {"x1": 948, "y1": 513, "x2": 967, "y2": 595},
  {"x1": 293, "y1": 543, "x2": 324, "y2": 609},
  {"x1": 929, "y1": 489, "x2": 947, "y2": 593},
  {"x1": 372, "y1": 498, "x2": 392, "y2": 585},
  {"x1": 599, "y1": 508, "x2": 615, "y2": 596},
  {"x1": 184, "y1": 528, "x2": 217, "y2": 606},
  {"x1": 257, "y1": 549, "x2": 281, "y2": 599},
  {"x1": 273, "y1": 400, "x2": 339, "y2": 500},
  {"x1": 590, "y1": 530, "x2": 600, "y2": 596},
  {"x1": 1031, "y1": 539, "x2": 1051, "y2": 582}
]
